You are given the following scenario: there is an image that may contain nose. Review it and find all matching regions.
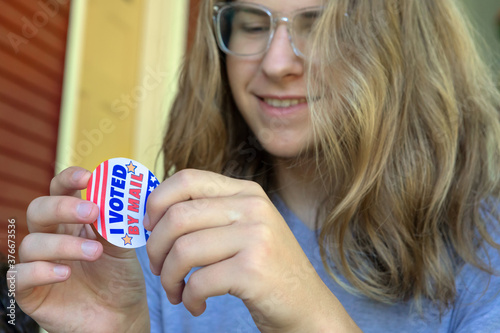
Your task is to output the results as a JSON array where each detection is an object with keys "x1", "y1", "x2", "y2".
[{"x1": 260, "y1": 24, "x2": 304, "y2": 82}]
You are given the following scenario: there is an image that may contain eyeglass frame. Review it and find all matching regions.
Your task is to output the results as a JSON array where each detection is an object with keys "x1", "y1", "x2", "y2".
[{"x1": 212, "y1": 2, "x2": 325, "y2": 58}]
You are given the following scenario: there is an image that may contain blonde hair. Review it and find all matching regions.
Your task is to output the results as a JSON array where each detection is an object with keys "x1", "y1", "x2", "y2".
[{"x1": 162, "y1": 0, "x2": 500, "y2": 312}]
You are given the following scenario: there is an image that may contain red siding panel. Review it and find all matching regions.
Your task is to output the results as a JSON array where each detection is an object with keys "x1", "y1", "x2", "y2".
[{"x1": 0, "y1": 0, "x2": 71, "y2": 257}]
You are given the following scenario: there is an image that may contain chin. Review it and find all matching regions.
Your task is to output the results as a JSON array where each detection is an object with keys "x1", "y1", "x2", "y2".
[
  {"x1": 260, "y1": 140, "x2": 312, "y2": 160},
  {"x1": 251, "y1": 126, "x2": 314, "y2": 159}
]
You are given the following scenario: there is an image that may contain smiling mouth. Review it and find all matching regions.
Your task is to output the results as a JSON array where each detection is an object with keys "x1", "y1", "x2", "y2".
[{"x1": 262, "y1": 97, "x2": 308, "y2": 108}]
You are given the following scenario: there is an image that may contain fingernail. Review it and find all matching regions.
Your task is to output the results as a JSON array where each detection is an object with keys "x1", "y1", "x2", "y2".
[
  {"x1": 77, "y1": 202, "x2": 94, "y2": 218},
  {"x1": 72, "y1": 170, "x2": 85, "y2": 182},
  {"x1": 143, "y1": 213, "x2": 150, "y2": 230},
  {"x1": 81, "y1": 241, "x2": 99, "y2": 257},
  {"x1": 54, "y1": 265, "x2": 69, "y2": 278}
]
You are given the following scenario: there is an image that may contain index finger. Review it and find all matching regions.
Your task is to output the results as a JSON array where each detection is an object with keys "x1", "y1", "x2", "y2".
[
  {"x1": 145, "y1": 169, "x2": 263, "y2": 230},
  {"x1": 50, "y1": 166, "x2": 92, "y2": 197}
]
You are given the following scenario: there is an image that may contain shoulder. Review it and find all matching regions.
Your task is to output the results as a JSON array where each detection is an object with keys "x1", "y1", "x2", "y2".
[
  {"x1": 457, "y1": 198, "x2": 500, "y2": 283},
  {"x1": 478, "y1": 198, "x2": 500, "y2": 268},
  {"x1": 450, "y1": 200, "x2": 500, "y2": 331},
  {"x1": 452, "y1": 260, "x2": 500, "y2": 332}
]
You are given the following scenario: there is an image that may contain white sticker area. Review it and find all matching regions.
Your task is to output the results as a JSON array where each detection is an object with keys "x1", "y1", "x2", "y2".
[{"x1": 87, "y1": 158, "x2": 160, "y2": 248}]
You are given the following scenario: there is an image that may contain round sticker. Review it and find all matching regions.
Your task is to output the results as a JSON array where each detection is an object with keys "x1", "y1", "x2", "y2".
[{"x1": 86, "y1": 158, "x2": 160, "y2": 248}]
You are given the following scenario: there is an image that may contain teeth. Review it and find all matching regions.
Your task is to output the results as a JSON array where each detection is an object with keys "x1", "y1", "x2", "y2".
[{"x1": 263, "y1": 98, "x2": 307, "y2": 108}]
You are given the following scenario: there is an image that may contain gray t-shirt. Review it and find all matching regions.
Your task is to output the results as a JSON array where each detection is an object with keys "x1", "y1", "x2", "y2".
[{"x1": 136, "y1": 197, "x2": 500, "y2": 332}]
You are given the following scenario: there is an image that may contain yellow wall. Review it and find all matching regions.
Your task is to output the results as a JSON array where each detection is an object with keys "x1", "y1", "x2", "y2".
[
  {"x1": 133, "y1": 0, "x2": 188, "y2": 179},
  {"x1": 57, "y1": 0, "x2": 188, "y2": 179}
]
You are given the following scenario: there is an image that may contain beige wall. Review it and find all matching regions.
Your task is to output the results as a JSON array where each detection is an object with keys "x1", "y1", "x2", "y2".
[{"x1": 133, "y1": 0, "x2": 188, "y2": 179}]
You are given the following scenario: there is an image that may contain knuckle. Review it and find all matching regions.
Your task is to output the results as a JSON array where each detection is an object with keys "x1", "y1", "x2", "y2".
[
  {"x1": 30, "y1": 262, "x2": 46, "y2": 281},
  {"x1": 160, "y1": 275, "x2": 170, "y2": 294},
  {"x1": 185, "y1": 273, "x2": 204, "y2": 301},
  {"x1": 160, "y1": 274, "x2": 177, "y2": 297},
  {"x1": 54, "y1": 198, "x2": 67, "y2": 220},
  {"x1": 173, "y1": 169, "x2": 199, "y2": 189},
  {"x1": 240, "y1": 250, "x2": 267, "y2": 279},
  {"x1": 146, "y1": 243, "x2": 161, "y2": 270},
  {"x1": 18, "y1": 234, "x2": 34, "y2": 261},
  {"x1": 245, "y1": 195, "x2": 271, "y2": 215},
  {"x1": 145, "y1": 241, "x2": 155, "y2": 260},
  {"x1": 49, "y1": 167, "x2": 73, "y2": 194},
  {"x1": 171, "y1": 236, "x2": 190, "y2": 261},
  {"x1": 53, "y1": 238, "x2": 72, "y2": 257},
  {"x1": 238, "y1": 224, "x2": 274, "y2": 276},
  {"x1": 49, "y1": 175, "x2": 59, "y2": 194},
  {"x1": 165, "y1": 204, "x2": 189, "y2": 230},
  {"x1": 26, "y1": 197, "x2": 41, "y2": 223},
  {"x1": 170, "y1": 235, "x2": 195, "y2": 268},
  {"x1": 245, "y1": 180, "x2": 264, "y2": 194},
  {"x1": 145, "y1": 191, "x2": 160, "y2": 213},
  {"x1": 247, "y1": 223, "x2": 273, "y2": 249},
  {"x1": 191, "y1": 197, "x2": 210, "y2": 211}
]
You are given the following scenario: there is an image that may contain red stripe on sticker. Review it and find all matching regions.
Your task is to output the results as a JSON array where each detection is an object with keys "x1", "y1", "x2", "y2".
[
  {"x1": 92, "y1": 165, "x2": 101, "y2": 232},
  {"x1": 100, "y1": 160, "x2": 108, "y2": 240}
]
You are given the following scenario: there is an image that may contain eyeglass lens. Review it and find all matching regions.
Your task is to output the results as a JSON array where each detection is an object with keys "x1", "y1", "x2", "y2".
[{"x1": 217, "y1": 5, "x2": 321, "y2": 57}]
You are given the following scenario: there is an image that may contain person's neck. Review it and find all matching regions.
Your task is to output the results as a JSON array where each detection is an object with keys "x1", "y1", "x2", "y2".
[{"x1": 272, "y1": 156, "x2": 326, "y2": 229}]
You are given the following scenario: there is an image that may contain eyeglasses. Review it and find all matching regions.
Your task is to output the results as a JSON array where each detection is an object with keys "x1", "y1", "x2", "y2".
[{"x1": 213, "y1": 2, "x2": 323, "y2": 59}]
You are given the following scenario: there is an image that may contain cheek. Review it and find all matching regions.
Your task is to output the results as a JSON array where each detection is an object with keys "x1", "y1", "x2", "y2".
[
  {"x1": 226, "y1": 57, "x2": 240, "y2": 98},
  {"x1": 226, "y1": 56, "x2": 236, "y2": 81},
  {"x1": 226, "y1": 56, "x2": 258, "y2": 102}
]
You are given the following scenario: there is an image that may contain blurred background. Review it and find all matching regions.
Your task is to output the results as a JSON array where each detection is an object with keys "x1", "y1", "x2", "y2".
[
  {"x1": 0, "y1": 0, "x2": 499, "y2": 256},
  {"x1": 0, "y1": 0, "x2": 498, "y2": 331}
]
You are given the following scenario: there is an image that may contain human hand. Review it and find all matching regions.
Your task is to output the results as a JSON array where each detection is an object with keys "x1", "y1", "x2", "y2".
[
  {"x1": 10, "y1": 167, "x2": 149, "y2": 333},
  {"x1": 145, "y1": 169, "x2": 360, "y2": 332}
]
